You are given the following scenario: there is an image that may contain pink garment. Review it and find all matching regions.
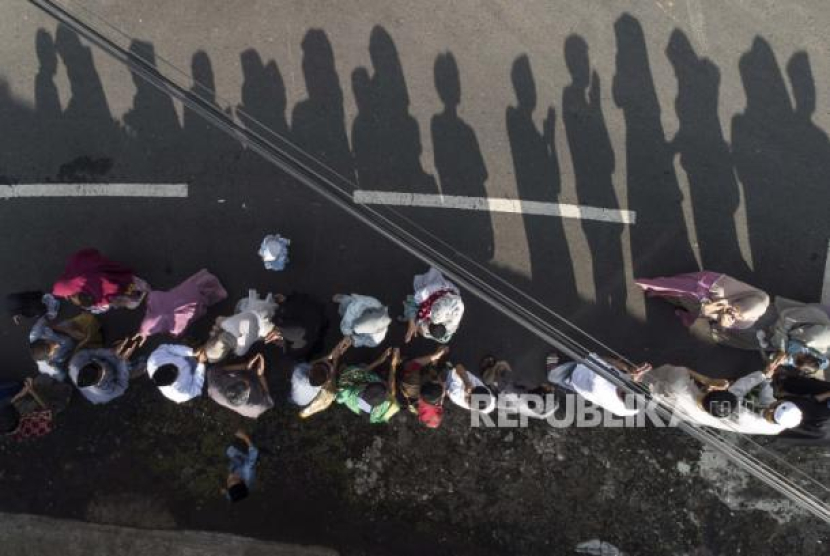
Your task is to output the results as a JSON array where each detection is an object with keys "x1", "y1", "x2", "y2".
[
  {"x1": 635, "y1": 271, "x2": 723, "y2": 327},
  {"x1": 139, "y1": 269, "x2": 227, "y2": 337},
  {"x1": 52, "y1": 248, "x2": 136, "y2": 308}
]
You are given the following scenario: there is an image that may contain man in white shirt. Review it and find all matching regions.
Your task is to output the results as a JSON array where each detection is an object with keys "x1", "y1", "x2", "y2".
[
  {"x1": 728, "y1": 369, "x2": 776, "y2": 408},
  {"x1": 444, "y1": 364, "x2": 496, "y2": 413},
  {"x1": 727, "y1": 353, "x2": 803, "y2": 429},
  {"x1": 482, "y1": 358, "x2": 558, "y2": 419},
  {"x1": 648, "y1": 365, "x2": 798, "y2": 435},
  {"x1": 147, "y1": 344, "x2": 206, "y2": 403},
  {"x1": 547, "y1": 353, "x2": 650, "y2": 417}
]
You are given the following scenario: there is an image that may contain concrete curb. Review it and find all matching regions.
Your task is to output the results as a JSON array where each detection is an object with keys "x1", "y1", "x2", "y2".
[{"x1": 0, "y1": 513, "x2": 339, "y2": 556}]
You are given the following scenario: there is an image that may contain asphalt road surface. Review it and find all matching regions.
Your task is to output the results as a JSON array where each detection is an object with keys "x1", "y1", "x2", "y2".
[{"x1": 1, "y1": 1, "x2": 830, "y2": 554}]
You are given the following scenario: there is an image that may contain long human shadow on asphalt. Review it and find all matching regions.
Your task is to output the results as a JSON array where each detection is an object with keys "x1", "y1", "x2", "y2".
[
  {"x1": 291, "y1": 29, "x2": 355, "y2": 183},
  {"x1": 237, "y1": 47, "x2": 289, "y2": 141},
  {"x1": 430, "y1": 51, "x2": 495, "y2": 264},
  {"x1": 182, "y1": 50, "x2": 242, "y2": 173},
  {"x1": 123, "y1": 40, "x2": 183, "y2": 172},
  {"x1": 506, "y1": 54, "x2": 578, "y2": 312},
  {"x1": 666, "y1": 30, "x2": 752, "y2": 282},
  {"x1": 612, "y1": 15, "x2": 698, "y2": 285},
  {"x1": 562, "y1": 34, "x2": 627, "y2": 330},
  {"x1": 732, "y1": 38, "x2": 830, "y2": 300},
  {"x1": 54, "y1": 23, "x2": 121, "y2": 165},
  {"x1": 611, "y1": 14, "x2": 720, "y2": 363},
  {"x1": 32, "y1": 28, "x2": 63, "y2": 173},
  {"x1": 352, "y1": 25, "x2": 436, "y2": 194},
  {"x1": 47, "y1": 23, "x2": 123, "y2": 182}
]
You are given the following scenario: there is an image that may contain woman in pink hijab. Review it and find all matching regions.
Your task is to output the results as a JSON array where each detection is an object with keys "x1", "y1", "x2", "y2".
[
  {"x1": 636, "y1": 271, "x2": 771, "y2": 349},
  {"x1": 52, "y1": 248, "x2": 148, "y2": 313},
  {"x1": 118, "y1": 269, "x2": 227, "y2": 356}
]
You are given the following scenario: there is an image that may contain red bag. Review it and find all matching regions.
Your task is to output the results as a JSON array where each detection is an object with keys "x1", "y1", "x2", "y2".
[{"x1": 11, "y1": 410, "x2": 54, "y2": 441}]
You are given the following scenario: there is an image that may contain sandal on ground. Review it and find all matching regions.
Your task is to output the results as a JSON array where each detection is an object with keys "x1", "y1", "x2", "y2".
[{"x1": 546, "y1": 353, "x2": 560, "y2": 373}]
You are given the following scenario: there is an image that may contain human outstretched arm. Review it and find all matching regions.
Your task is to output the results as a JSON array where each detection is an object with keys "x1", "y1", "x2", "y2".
[
  {"x1": 454, "y1": 363, "x2": 475, "y2": 392},
  {"x1": 815, "y1": 391, "x2": 830, "y2": 403},
  {"x1": 686, "y1": 369, "x2": 730, "y2": 390},
  {"x1": 410, "y1": 346, "x2": 449, "y2": 368},
  {"x1": 247, "y1": 354, "x2": 270, "y2": 396},
  {"x1": 366, "y1": 348, "x2": 392, "y2": 373},
  {"x1": 387, "y1": 348, "x2": 400, "y2": 398},
  {"x1": 404, "y1": 319, "x2": 418, "y2": 344},
  {"x1": 602, "y1": 357, "x2": 652, "y2": 382},
  {"x1": 728, "y1": 371, "x2": 767, "y2": 399},
  {"x1": 322, "y1": 337, "x2": 352, "y2": 364}
]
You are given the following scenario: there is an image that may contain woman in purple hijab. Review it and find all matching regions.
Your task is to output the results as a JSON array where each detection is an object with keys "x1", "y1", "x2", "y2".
[
  {"x1": 636, "y1": 271, "x2": 772, "y2": 350},
  {"x1": 117, "y1": 270, "x2": 227, "y2": 356},
  {"x1": 141, "y1": 269, "x2": 227, "y2": 337}
]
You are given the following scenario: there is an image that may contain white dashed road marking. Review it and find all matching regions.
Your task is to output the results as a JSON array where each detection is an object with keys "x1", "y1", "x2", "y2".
[
  {"x1": 353, "y1": 190, "x2": 636, "y2": 225},
  {"x1": 0, "y1": 183, "x2": 188, "y2": 198}
]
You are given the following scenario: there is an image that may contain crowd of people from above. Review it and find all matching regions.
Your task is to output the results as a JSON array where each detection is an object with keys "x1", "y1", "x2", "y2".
[
  {"x1": 636, "y1": 271, "x2": 830, "y2": 438},
  {"x1": 3, "y1": 248, "x2": 830, "y2": 502}
]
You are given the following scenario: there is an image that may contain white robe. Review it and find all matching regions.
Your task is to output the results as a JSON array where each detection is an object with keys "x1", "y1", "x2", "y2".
[
  {"x1": 338, "y1": 294, "x2": 391, "y2": 348},
  {"x1": 649, "y1": 365, "x2": 784, "y2": 435},
  {"x1": 220, "y1": 290, "x2": 278, "y2": 356}
]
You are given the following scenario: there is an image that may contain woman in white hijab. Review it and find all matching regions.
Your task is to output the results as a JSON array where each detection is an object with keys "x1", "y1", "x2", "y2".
[
  {"x1": 402, "y1": 267, "x2": 464, "y2": 344},
  {"x1": 333, "y1": 294, "x2": 391, "y2": 348},
  {"x1": 202, "y1": 290, "x2": 283, "y2": 363}
]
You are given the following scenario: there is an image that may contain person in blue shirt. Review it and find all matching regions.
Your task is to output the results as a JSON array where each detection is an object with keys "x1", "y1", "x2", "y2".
[
  {"x1": 766, "y1": 299, "x2": 830, "y2": 375},
  {"x1": 68, "y1": 347, "x2": 130, "y2": 405},
  {"x1": 30, "y1": 313, "x2": 101, "y2": 381},
  {"x1": 223, "y1": 429, "x2": 259, "y2": 502}
]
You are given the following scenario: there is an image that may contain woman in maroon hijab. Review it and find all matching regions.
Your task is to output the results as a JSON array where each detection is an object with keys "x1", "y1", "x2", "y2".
[{"x1": 52, "y1": 248, "x2": 148, "y2": 314}]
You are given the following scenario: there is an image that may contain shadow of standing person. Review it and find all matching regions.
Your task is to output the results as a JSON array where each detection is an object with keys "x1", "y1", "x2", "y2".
[
  {"x1": 356, "y1": 26, "x2": 436, "y2": 194},
  {"x1": 237, "y1": 48, "x2": 289, "y2": 142},
  {"x1": 351, "y1": 67, "x2": 380, "y2": 190},
  {"x1": 291, "y1": 29, "x2": 355, "y2": 184},
  {"x1": 506, "y1": 54, "x2": 577, "y2": 308},
  {"x1": 562, "y1": 35, "x2": 627, "y2": 321},
  {"x1": 33, "y1": 28, "x2": 64, "y2": 175},
  {"x1": 182, "y1": 50, "x2": 242, "y2": 180},
  {"x1": 35, "y1": 29, "x2": 61, "y2": 121},
  {"x1": 612, "y1": 14, "x2": 697, "y2": 292},
  {"x1": 430, "y1": 51, "x2": 494, "y2": 263},
  {"x1": 54, "y1": 23, "x2": 120, "y2": 166},
  {"x1": 666, "y1": 30, "x2": 751, "y2": 280},
  {"x1": 731, "y1": 38, "x2": 827, "y2": 299},
  {"x1": 785, "y1": 51, "x2": 830, "y2": 296},
  {"x1": 787, "y1": 51, "x2": 830, "y2": 169},
  {"x1": 0, "y1": 80, "x2": 38, "y2": 183},
  {"x1": 122, "y1": 40, "x2": 183, "y2": 175}
]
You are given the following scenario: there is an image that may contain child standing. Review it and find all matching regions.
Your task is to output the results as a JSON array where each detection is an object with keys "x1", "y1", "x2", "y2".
[{"x1": 223, "y1": 430, "x2": 259, "y2": 503}]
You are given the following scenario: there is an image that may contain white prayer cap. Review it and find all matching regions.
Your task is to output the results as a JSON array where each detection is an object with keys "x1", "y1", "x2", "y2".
[{"x1": 773, "y1": 401, "x2": 803, "y2": 428}]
